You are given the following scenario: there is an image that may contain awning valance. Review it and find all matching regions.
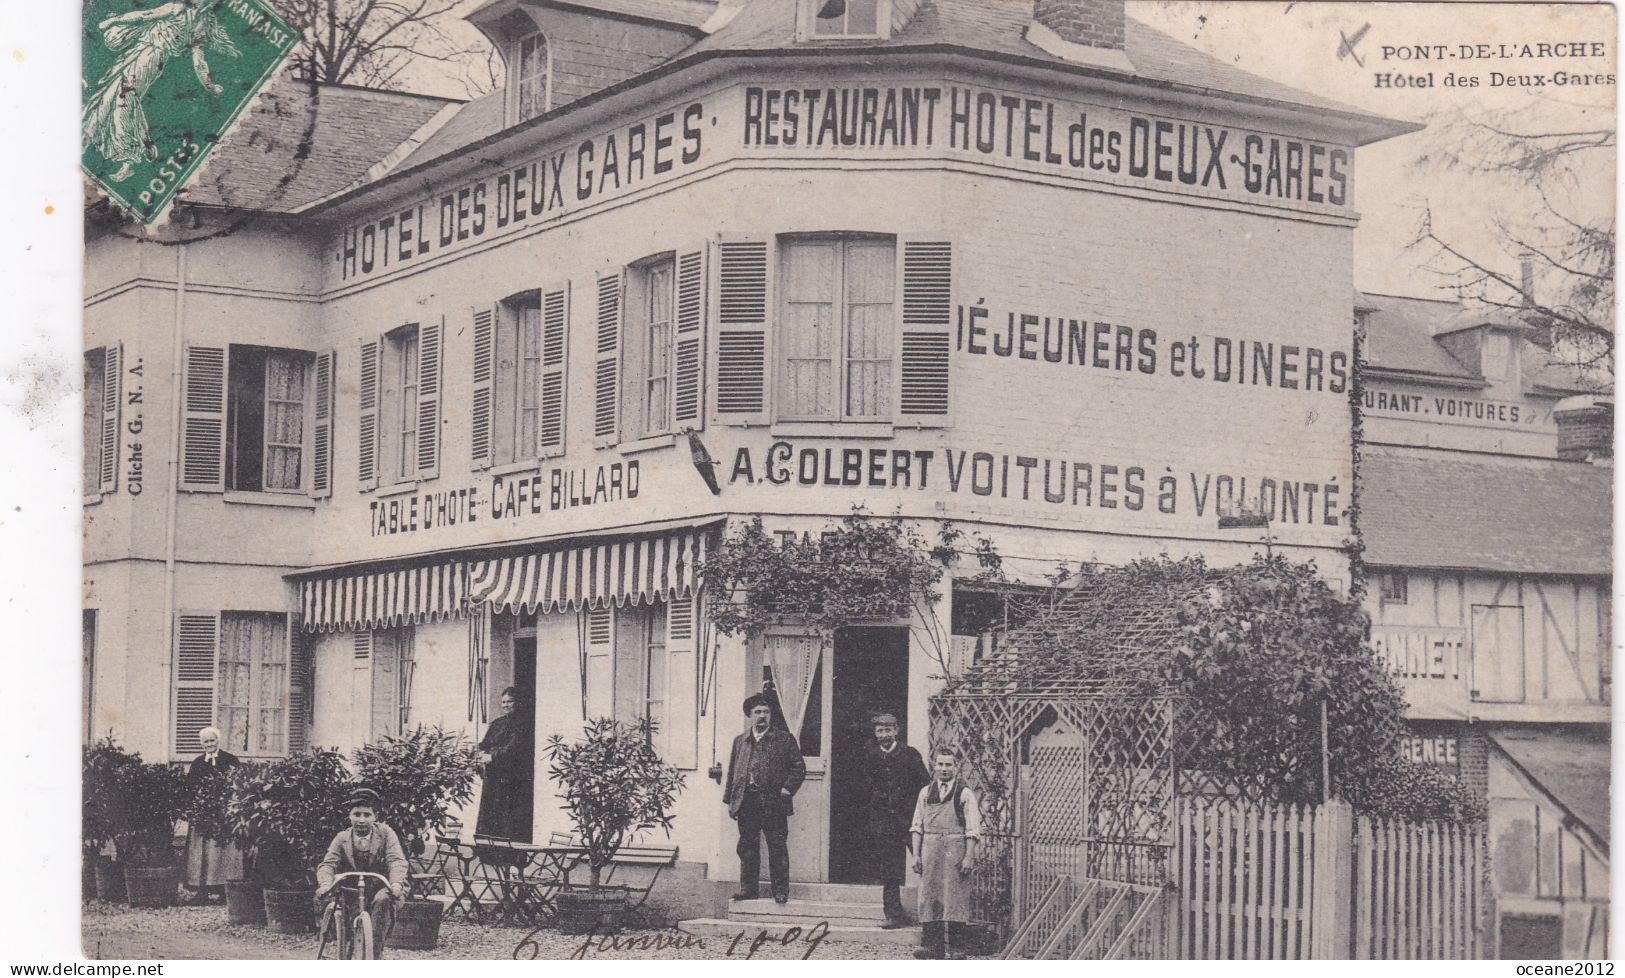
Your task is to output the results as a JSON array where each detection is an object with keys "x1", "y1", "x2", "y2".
[
  {"x1": 300, "y1": 561, "x2": 468, "y2": 633},
  {"x1": 470, "y1": 526, "x2": 710, "y2": 615}
]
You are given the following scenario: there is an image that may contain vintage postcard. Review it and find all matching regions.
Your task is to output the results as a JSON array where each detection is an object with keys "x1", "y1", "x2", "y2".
[{"x1": 76, "y1": 0, "x2": 1614, "y2": 962}]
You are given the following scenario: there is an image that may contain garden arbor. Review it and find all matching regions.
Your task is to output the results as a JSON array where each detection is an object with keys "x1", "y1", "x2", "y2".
[{"x1": 928, "y1": 569, "x2": 1209, "y2": 957}]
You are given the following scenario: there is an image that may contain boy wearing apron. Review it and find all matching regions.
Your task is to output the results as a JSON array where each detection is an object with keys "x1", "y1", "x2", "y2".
[{"x1": 909, "y1": 748, "x2": 982, "y2": 959}]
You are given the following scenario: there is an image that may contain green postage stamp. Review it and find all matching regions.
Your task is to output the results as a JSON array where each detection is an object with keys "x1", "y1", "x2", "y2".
[{"x1": 81, "y1": 0, "x2": 297, "y2": 224}]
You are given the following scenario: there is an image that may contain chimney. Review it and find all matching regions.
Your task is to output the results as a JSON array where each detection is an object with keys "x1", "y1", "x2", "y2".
[
  {"x1": 1520, "y1": 255, "x2": 1537, "y2": 308},
  {"x1": 1033, "y1": 0, "x2": 1125, "y2": 50},
  {"x1": 1554, "y1": 395, "x2": 1613, "y2": 463}
]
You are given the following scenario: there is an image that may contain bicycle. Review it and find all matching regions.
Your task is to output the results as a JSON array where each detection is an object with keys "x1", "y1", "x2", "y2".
[{"x1": 315, "y1": 871, "x2": 393, "y2": 960}]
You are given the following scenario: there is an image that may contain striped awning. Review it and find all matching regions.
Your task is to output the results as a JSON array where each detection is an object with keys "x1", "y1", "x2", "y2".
[
  {"x1": 469, "y1": 527, "x2": 709, "y2": 615},
  {"x1": 300, "y1": 561, "x2": 468, "y2": 633}
]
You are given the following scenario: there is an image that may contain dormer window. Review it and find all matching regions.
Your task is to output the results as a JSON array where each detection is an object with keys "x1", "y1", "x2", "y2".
[
  {"x1": 800, "y1": 0, "x2": 889, "y2": 39},
  {"x1": 1480, "y1": 330, "x2": 1513, "y2": 381},
  {"x1": 516, "y1": 31, "x2": 549, "y2": 121}
]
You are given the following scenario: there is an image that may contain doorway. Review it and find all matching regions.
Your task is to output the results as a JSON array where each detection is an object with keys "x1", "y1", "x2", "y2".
[{"x1": 827, "y1": 626, "x2": 910, "y2": 884}]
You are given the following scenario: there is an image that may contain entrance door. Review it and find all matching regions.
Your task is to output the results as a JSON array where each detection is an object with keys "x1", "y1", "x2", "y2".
[{"x1": 828, "y1": 626, "x2": 910, "y2": 884}]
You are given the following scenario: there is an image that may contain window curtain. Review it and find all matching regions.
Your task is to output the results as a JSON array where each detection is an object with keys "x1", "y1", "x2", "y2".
[
  {"x1": 264, "y1": 354, "x2": 306, "y2": 490},
  {"x1": 764, "y1": 633, "x2": 822, "y2": 743},
  {"x1": 218, "y1": 613, "x2": 287, "y2": 754}
]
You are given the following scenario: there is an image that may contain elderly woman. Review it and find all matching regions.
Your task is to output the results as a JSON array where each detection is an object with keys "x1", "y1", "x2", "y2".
[
  {"x1": 474, "y1": 687, "x2": 534, "y2": 842},
  {"x1": 183, "y1": 726, "x2": 243, "y2": 903}
]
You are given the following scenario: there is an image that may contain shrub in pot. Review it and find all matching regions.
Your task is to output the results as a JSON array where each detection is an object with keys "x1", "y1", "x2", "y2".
[
  {"x1": 352, "y1": 726, "x2": 480, "y2": 949},
  {"x1": 544, "y1": 717, "x2": 685, "y2": 935},
  {"x1": 227, "y1": 749, "x2": 353, "y2": 933},
  {"x1": 83, "y1": 738, "x2": 141, "y2": 903},
  {"x1": 114, "y1": 761, "x2": 191, "y2": 908},
  {"x1": 193, "y1": 764, "x2": 267, "y2": 925}
]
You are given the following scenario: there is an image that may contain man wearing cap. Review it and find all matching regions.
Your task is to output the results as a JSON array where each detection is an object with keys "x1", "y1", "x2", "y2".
[
  {"x1": 723, "y1": 693, "x2": 806, "y2": 903},
  {"x1": 316, "y1": 787, "x2": 409, "y2": 957},
  {"x1": 864, "y1": 712, "x2": 929, "y2": 928}
]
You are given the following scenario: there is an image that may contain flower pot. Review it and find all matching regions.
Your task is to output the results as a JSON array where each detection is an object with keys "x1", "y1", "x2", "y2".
[
  {"x1": 225, "y1": 880, "x2": 266, "y2": 926},
  {"x1": 556, "y1": 888, "x2": 629, "y2": 935},
  {"x1": 125, "y1": 865, "x2": 182, "y2": 908},
  {"x1": 390, "y1": 899, "x2": 443, "y2": 950},
  {"x1": 263, "y1": 887, "x2": 316, "y2": 934},
  {"x1": 93, "y1": 858, "x2": 126, "y2": 904}
]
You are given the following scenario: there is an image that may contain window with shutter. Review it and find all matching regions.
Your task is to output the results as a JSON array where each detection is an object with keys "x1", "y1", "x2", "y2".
[
  {"x1": 217, "y1": 612, "x2": 289, "y2": 755},
  {"x1": 539, "y1": 284, "x2": 570, "y2": 457},
  {"x1": 288, "y1": 618, "x2": 311, "y2": 753},
  {"x1": 713, "y1": 237, "x2": 771, "y2": 425},
  {"x1": 897, "y1": 238, "x2": 953, "y2": 424},
  {"x1": 470, "y1": 305, "x2": 497, "y2": 468},
  {"x1": 777, "y1": 235, "x2": 895, "y2": 421},
  {"x1": 622, "y1": 255, "x2": 676, "y2": 439},
  {"x1": 173, "y1": 612, "x2": 218, "y2": 756},
  {"x1": 593, "y1": 271, "x2": 623, "y2": 443},
  {"x1": 84, "y1": 346, "x2": 121, "y2": 496},
  {"x1": 665, "y1": 594, "x2": 699, "y2": 768},
  {"x1": 371, "y1": 630, "x2": 400, "y2": 740},
  {"x1": 180, "y1": 345, "x2": 227, "y2": 491},
  {"x1": 673, "y1": 248, "x2": 707, "y2": 429},
  {"x1": 416, "y1": 318, "x2": 443, "y2": 479},
  {"x1": 225, "y1": 347, "x2": 314, "y2": 493},
  {"x1": 312, "y1": 351, "x2": 334, "y2": 497},
  {"x1": 100, "y1": 343, "x2": 123, "y2": 494},
  {"x1": 583, "y1": 607, "x2": 614, "y2": 718},
  {"x1": 357, "y1": 338, "x2": 380, "y2": 487}
]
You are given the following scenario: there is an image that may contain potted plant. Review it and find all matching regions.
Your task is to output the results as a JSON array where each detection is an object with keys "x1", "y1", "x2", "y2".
[
  {"x1": 227, "y1": 749, "x2": 353, "y2": 933},
  {"x1": 83, "y1": 738, "x2": 140, "y2": 902},
  {"x1": 114, "y1": 761, "x2": 191, "y2": 907},
  {"x1": 543, "y1": 717, "x2": 686, "y2": 935},
  {"x1": 353, "y1": 726, "x2": 480, "y2": 949}
]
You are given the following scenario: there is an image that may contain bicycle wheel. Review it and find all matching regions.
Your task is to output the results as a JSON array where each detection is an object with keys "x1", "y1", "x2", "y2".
[{"x1": 352, "y1": 911, "x2": 374, "y2": 960}]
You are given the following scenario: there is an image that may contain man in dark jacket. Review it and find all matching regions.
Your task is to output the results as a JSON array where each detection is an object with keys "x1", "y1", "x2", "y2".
[
  {"x1": 724, "y1": 693, "x2": 807, "y2": 903},
  {"x1": 864, "y1": 712, "x2": 929, "y2": 927}
]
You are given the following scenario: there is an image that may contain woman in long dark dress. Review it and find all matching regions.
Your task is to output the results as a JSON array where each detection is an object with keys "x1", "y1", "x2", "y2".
[
  {"x1": 183, "y1": 726, "x2": 243, "y2": 902},
  {"x1": 475, "y1": 687, "x2": 534, "y2": 842}
]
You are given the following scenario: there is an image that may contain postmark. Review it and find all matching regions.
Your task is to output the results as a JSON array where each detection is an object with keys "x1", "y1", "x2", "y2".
[{"x1": 81, "y1": 0, "x2": 297, "y2": 224}]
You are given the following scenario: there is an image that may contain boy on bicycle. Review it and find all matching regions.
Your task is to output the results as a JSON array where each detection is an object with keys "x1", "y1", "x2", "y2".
[{"x1": 316, "y1": 788, "x2": 408, "y2": 956}]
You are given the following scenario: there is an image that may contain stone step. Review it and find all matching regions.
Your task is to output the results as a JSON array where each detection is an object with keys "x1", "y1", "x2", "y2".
[
  {"x1": 730, "y1": 897, "x2": 887, "y2": 921},
  {"x1": 678, "y1": 917, "x2": 922, "y2": 948},
  {"x1": 778, "y1": 882, "x2": 917, "y2": 904}
]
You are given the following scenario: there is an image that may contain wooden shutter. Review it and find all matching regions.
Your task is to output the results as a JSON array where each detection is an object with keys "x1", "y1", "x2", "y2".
[
  {"x1": 312, "y1": 350, "x2": 335, "y2": 498},
  {"x1": 665, "y1": 594, "x2": 699, "y2": 769},
  {"x1": 897, "y1": 237, "x2": 953, "y2": 425},
  {"x1": 584, "y1": 607, "x2": 614, "y2": 719},
  {"x1": 540, "y1": 283, "x2": 570, "y2": 457},
  {"x1": 287, "y1": 617, "x2": 310, "y2": 753},
  {"x1": 416, "y1": 318, "x2": 444, "y2": 479},
  {"x1": 673, "y1": 247, "x2": 708, "y2": 429},
  {"x1": 371, "y1": 630, "x2": 400, "y2": 740},
  {"x1": 593, "y1": 270, "x2": 623, "y2": 444},
  {"x1": 98, "y1": 343, "x2": 122, "y2": 493},
  {"x1": 713, "y1": 236, "x2": 772, "y2": 425},
  {"x1": 357, "y1": 337, "x2": 380, "y2": 488},
  {"x1": 470, "y1": 306, "x2": 497, "y2": 469},
  {"x1": 173, "y1": 612, "x2": 218, "y2": 756},
  {"x1": 179, "y1": 345, "x2": 226, "y2": 491}
]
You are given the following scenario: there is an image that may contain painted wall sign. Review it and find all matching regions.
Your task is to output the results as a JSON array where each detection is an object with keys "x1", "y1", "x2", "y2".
[
  {"x1": 368, "y1": 461, "x2": 640, "y2": 537},
  {"x1": 741, "y1": 83, "x2": 1355, "y2": 214},
  {"x1": 331, "y1": 77, "x2": 1356, "y2": 286},
  {"x1": 726, "y1": 440, "x2": 1344, "y2": 526},
  {"x1": 958, "y1": 301, "x2": 1350, "y2": 393},
  {"x1": 1398, "y1": 733, "x2": 1460, "y2": 770},
  {"x1": 1362, "y1": 385, "x2": 1556, "y2": 431},
  {"x1": 1372, "y1": 624, "x2": 1466, "y2": 680},
  {"x1": 333, "y1": 101, "x2": 706, "y2": 283}
]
